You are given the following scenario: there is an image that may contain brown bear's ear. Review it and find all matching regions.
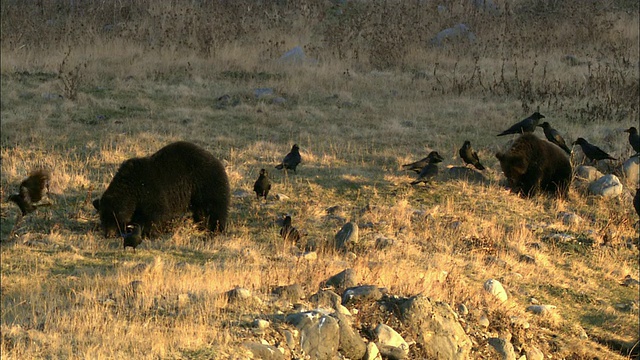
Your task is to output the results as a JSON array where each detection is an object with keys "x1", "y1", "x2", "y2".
[{"x1": 92, "y1": 198, "x2": 101, "y2": 211}]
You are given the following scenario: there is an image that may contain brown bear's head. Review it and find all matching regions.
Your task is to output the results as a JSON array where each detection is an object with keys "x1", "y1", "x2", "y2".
[
  {"x1": 496, "y1": 152, "x2": 527, "y2": 187},
  {"x1": 95, "y1": 195, "x2": 135, "y2": 238}
]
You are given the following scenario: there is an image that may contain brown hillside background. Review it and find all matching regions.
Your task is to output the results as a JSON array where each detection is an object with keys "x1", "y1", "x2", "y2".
[{"x1": 1, "y1": 0, "x2": 639, "y2": 359}]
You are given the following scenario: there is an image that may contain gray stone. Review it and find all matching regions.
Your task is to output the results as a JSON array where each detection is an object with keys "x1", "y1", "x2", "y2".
[
  {"x1": 397, "y1": 295, "x2": 472, "y2": 359},
  {"x1": 478, "y1": 314, "x2": 490, "y2": 328},
  {"x1": 519, "y1": 254, "x2": 536, "y2": 264},
  {"x1": 526, "y1": 304, "x2": 556, "y2": 315},
  {"x1": 252, "y1": 319, "x2": 270, "y2": 330},
  {"x1": 309, "y1": 289, "x2": 342, "y2": 308},
  {"x1": 525, "y1": 345, "x2": 544, "y2": 360},
  {"x1": 488, "y1": 337, "x2": 516, "y2": 360},
  {"x1": 254, "y1": 88, "x2": 274, "y2": 98},
  {"x1": 272, "y1": 283, "x2": 305, "y2": 303},
  {"x1": 559, "y1": 212, "x2": 582, "y2": 225},
  {"x1": 622, "y1": 156, "x2": 639, "y2": 186},
  {"x1": 365, "y1": 342, "x2": 382, "y2": 360},
  {"x1": 278, "y1": 46, "x2": 314, "y2": 65},
  {"x1": 335, "y1": 222, "x2": 359, "y2": 250},
  {"x1": 243, "y1": 342, "x2": 284, "y2": 360},
  {"x1": 375, "y1": 236, "x2": 395, "y2": 250},
  {"x1": 431, "y1": 23, "x2": 476, "y2": 47},
  {"x1": 331, "y1": 312, "x2": 366, "y2": 359},
  {"x1": 574, "y1": 165, "x2": 603, "y2": 182},
  {"x1": 375, "y1": 324, "x2": 409, "y2": 359},
  {"x1": 285, "y1": 311, "x2": 340, "y2": 359},
  {"x1": 226, "y1": 287, "x2": 253, "y2": 303},
  {"x1": 484, "y1": 279, "x2": 508, "y2": 302},
  {"x1": 321, "y1": 268, "x2": 357, "y2": 292},
  {"x1": 588, "y1": 174, "x2": 623, "y2": 197},
  {"x1": 457, "y1": 303, "x2": 469, "y2": 316},
  {"x1": 342, "y1": 285, "x2": 383, "y2": 305},
  {"x1": 446, "y1": 166, "x2": 487, "y2": 183}
]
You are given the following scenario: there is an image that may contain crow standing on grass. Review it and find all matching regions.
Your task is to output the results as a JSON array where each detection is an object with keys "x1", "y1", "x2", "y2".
[
  {"x1": 537, "y1": 122, "x2": 572, "y2": 154},
  {"x1": 275, "y1": 144, "x2": 301, "y2": 173},
  {"x1": 459, "y1": 140, "x2": 485, "y2": 170},
  {"x1": 624, "y1": 127, "x2": 639, "y2": 154},
  {"x1": 402, "y1": 151, "x2": 444, "y2": 173},
  {"x1": 253, "y1": 168, "x2": 271, "y2": 201},
  {"x1": 122, "y1": 224, "x2": 143, "y2": 252},
  {"x1": 280, "y1": 215, "x2": 301, "y2": 243},
  {"x1": 573, "y1": 138, "x2": 617, "y2": 163},
  {"x1": 497, "y1": 112, "x2": 545, "y2": 136},
  {"x1": 7, "y1": 169, "x2": 51, "y2": 216}
]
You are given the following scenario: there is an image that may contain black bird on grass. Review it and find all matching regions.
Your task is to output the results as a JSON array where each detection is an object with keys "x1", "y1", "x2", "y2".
[
  {"x1": 497, "y1": 112, "x2": 545, "y2": 136},
  {"x1": 634, "y1": 188, "x2": 640, "y2": 219},
  {"x1": 573, "y1": 137, "x2": 617, "y2": 163},
  {"x1": 122, "y1": 224, "x2": 143, "y2": 252},
  {"x1": 253, "y1": 168, "x2": 271, "y2": 201},
  {"x1": 410, "y1": 163, "x2": 440, "y2": 185},
  {"x1": 459, "y1": 140, "x2": 485, "y2": 170},
  {"x1": 7, "y1": 169, "x2": 51, "y2": 216},
  {"x1": 537, "y1": 122, "x2": 571, "y2": 154},
  {"x1": 275, "y1": 144, "x2": 301, "y2": 173},
  {"x1": 402, "y1": 151, "x2": 444, "y2": 173},
  {"x1": 280, "y1": 215, "x2": 301, "y2": 243},
  {"x1": 624, "y1": 127, "x2": 639, "y2": 154}
]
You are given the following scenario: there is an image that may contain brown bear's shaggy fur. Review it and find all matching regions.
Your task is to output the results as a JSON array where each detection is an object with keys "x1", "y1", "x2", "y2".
[
  {"x1": 496, "y1": 133, "x2": 572, "y2": 198},
  {"x1": 93, "y1": 141, "x2": 230, "y2": 238}
]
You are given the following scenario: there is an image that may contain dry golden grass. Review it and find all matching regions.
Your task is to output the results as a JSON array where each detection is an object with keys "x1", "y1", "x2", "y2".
[{"x1": 1, "y1": 1, "x2": 639, "y2": 359}]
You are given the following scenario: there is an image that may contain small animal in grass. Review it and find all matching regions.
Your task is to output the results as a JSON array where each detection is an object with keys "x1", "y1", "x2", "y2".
[
  {"x1": 497, "y1": 112, "x2": 545, "y2": 136},
  {"x1": 634, "y1": 188, "x2": 640, "y2": 220},
  {"x1": 402, "y1": 151, "x2": 444, "y2": 173},
  {"x1": 275, "y1": 144, "x2": 302, "y2": 173},
  {"x1": 624, "y1": 127, "x2": 639, "y2": 154},
  {"x1": 7, "y1": 169, "x2": 51, "y2": 216},
  {"x1": 459, "y1": 140, "x2": 485, "y2": 170},
  {"x1": 280, "y1": 215, "x2": 301, "y2": 243},
  {"x1": 122, "y1": 224, "x2": 143, "y2": 252},
  {"x1": 411, "y1": 163, "x2": 440, "y2": 185},
  {"x1": 253, "y1": 168, "x2": 271, "y2": 201},
  {"x1": 537, "y1": 122, "x2": 572, "y2": 154},
  {"x1": 573, "y1": 137, "x2": 617, "y2": 163}
]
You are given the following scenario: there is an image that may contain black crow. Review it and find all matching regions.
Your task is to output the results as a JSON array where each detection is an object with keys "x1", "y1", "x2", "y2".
[
  {"x1": 573, "y1": 137, "x2": 616, "y2": 162},
  {"x1": 7, "y1": 169, "x2": 50, "y2": 216},
  {"x1": 624, "y1": 127, "x2": 639, "y2": 154},
  {"x1": 634, "y1": 188, "x2": 640, "y2": 219},
  {"x1": 280, "y1": 215, "x2": 301, "y2": 243},
  {"x1": 275, "y1": 144, "x2": 301, "y2": 173},
  {"x1": 253, "y1": 168, "x2": 271, "y2": 201},
  {"x1": 459, "y1": 140, "x2": 485, "y2": 170},
  {"x1": 537, "y1": 122, "x2": 571, "y2": 154},
  {"x1": 497, "y1": 112, "x2": 545, "y2": 136},
  {"x1": 402, "y1": 151, "x2": 444, "y2": 173},
  {"x1": 410, "y1": 163, "x2": 439, "y2": 185},
  {"x1": 122, "y1": 224, "x2": 143, "y2": 252}
]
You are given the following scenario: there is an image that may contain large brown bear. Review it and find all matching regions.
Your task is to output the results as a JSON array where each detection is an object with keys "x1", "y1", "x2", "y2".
[
  {"x1": 93, "y1": 141, "x2": 230, "y2": 237},
  {"x1": 496, "y1": 133, "x2": 571, "y2": 198}
]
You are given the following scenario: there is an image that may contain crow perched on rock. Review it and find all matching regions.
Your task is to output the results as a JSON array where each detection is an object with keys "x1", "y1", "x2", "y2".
[
  {"x1": 573, "y1": 138, "x2": 616, "y2": 162},
  {"x1": 122, "y1": 224, "x2": 143, "y2": 252},
  {"x1": 7, "y1": 169, "x2": 51, "y2": 216},
  {"x1": 411, "y1": 163, "x2": 440, "y2": 185},
  {"x1": 497, "y1": 112, "x2": 545, "y2": 136},
  {"x1": 253, "y1": 168, "x2": 271, "y2": 201},
  {"x1": 275, "y1": 144, "x2": 301, "y2": 173},
  {"x1": 537, "y1": 122, "x2": 571, "y2": 154},
  {"x1": 624, "y1": 127, "x2": 639, "y2": 154},
  {"x1": 459, "y1": 141, "x2": 485, "y2": 170},
  {"x1": 402, "y1": 151, "x2": 444, "y2": 173},
  {"x1": 280, "y1": 215, "x2": 301, "y2": 243}
]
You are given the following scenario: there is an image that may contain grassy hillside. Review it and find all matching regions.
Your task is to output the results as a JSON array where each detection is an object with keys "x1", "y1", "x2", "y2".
[{"x1": 1, "y1": 0, "x2": 638, "y2": 358}]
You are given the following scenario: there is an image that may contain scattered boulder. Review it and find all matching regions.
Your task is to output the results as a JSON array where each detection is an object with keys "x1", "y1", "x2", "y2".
[
  {"x1": 525, "y1": 345, "x2": 545, "y2": 360},
  {"x1": 446, "y1": 166, "x2": 488, "y2": 183},
  {"x1": 335, "y1": 222, "x2": 359, "y2": 250},
  {"x1": 243, "y1": 342, "x2": 284, "y2": 360},
  {"x1": 526, "y1": 304, "x2": 556, "y2": 315},
  {"x1": 375, "y1": 236, "x2": 396, "y2": 250},
  {"x1": 559, "y1": 211, "x2": 582, "y2": 225},
  {"x1": 396, "y1": 295, "x2": 472, "y2": 359},
  {"x1": 375, "y1": 323, "x2": 409, "y2": 359},
  {"x1": 621, "y1": 156, "x2": 639, "y2": 186},
  {"x1": 431, "y1": 23, "x2": 476, "y2": 47},
  {"x1": 342, "y1": 285, "x2": 384, "y2": 305},
  {"x1": 226, "y1": 287, "x2": 253, "y2": 302},
  {"x1": 278, "y1": 46, "x2": 316, "y2": 65},
  {"x1": 488, "y1": 337, "x2": 516, "y2": 360},
  {"x1": 574, "y1": 165, "x2": 603, "y2": 183},
  {"x1": 588, "y1": 174, "x2": 623, "y2": 197},
  {"x1": 272, "y1": 283, "x2": 305, "y2": 303},
  {"x1": 321, "y1": 268, "x2": 357, "y2": 292},
  {"x1": 285, "y1": 311, "x2": 340, "y2": 359},
  {"x1": 332, "y1": 312, "x2": 366, "y2": 359},
  {"x1": 483, "y1": 279, "x2": 508, "y2": 302},
  {"x1": 309, "y1": 289, "x2": 342, "y2": 308},
  {"x1": 365, "y1": 342, "x2": 382, "y2": 360},
  {"x1": 254, "y1": 88, "x2": 274, "y2": 98}
]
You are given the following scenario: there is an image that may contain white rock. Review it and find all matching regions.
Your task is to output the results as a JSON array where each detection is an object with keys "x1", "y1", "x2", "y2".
[
  {"x1": 526, "y1": 304, "x2": 556, "y2": 315},
  {"x1": 365, "y1": 342, "x2": 382, "y2": 360},
  {"x1": 484, "y1": 279, "x2": 508, "y2": 302},
  {"x1": 622, "y1": 156, "x2": 639, "y2": 186},
  {"x1": 588, "y1": 174, "x2": 623, "y2": 197},
  {"x1": 574, "y1": 165, "x2": 603, "y2": 182},
  {"x1": 375, "y1": 323, "x2": 409, "y2": 358}
]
